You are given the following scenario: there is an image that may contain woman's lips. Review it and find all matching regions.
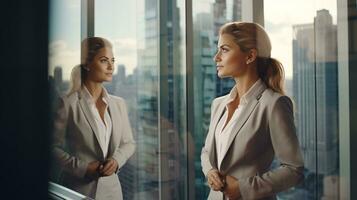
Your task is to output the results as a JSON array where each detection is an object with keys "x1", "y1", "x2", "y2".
[{"x1": 216, "y1": 65, "x2": 223, "y2": 70}]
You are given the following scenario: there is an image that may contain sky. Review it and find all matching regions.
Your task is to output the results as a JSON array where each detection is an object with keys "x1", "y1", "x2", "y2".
[
  {"x1": 49, "y1": 0, "x2": 138, "y2": 80},
  {"x1": 264, "y1": 0, "x2": 337, "y2": 79},
  {"x1": 49, "y1": 0, "x2": 337, "y2": 80}
]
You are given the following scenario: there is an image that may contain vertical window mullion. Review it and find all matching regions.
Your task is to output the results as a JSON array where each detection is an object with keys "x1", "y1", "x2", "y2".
[{"x1": 81, "y1": 0, "x2": 94, "y2": 41}]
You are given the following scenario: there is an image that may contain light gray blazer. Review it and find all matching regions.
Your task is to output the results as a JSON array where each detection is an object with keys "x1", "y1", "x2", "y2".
[
  {"x1": 201, "y1": 84, "x2": 304, "y2": 200},
  {"x1": 52, "y1": 89, "x2": 136, "y2": 200}
]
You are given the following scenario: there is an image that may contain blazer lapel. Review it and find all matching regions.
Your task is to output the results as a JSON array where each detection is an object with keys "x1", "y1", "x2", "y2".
[
  {"x1": 107, "y1": 97, "x2": 121, "y2": 158},
  {"x1": 78, "y1": 92, "x2": 105, "y2": 157},
  {"x1": 220, "y1": 86, "x2": 266, "y2": 166},
  {"x1": 208, "y1": 96, "x2": 229, "y2": 167}
]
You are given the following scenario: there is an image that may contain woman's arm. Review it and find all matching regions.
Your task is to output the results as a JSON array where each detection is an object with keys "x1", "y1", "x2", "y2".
[
  {"x1": 111, "y1": 99, "x2": 136, "y2": 171},
  {"x1": 238, "y1": 96, "x2": 304, "y2": 199},
  {"x1": 52, "y1": 97, "x2": 89, "y2": 179},
  {"x1": 201, "y1": 98, "x2": 218, "y2": 177}
]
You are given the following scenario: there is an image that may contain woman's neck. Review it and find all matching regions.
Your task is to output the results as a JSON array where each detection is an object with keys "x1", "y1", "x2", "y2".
[
  {"x1": 234, "y1": 73, "x2": 259, "y2": 99},
  {"x1": 83, "y1": 81, "x2": 103, "y2": 101}
]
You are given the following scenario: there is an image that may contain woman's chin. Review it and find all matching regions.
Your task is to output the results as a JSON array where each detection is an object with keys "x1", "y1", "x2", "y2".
[{"x1": 217, "y1": 72, "x2": 228, "y2": 78}]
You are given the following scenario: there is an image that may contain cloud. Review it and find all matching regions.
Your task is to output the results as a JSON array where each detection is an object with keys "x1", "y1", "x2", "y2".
[
  {"x1": 112, "y1": 38, "x2": 138, "y2": 74},
  {"x1": 68, "y1": 0, "x2": 80, "y2": 9},
  {"x1": 264, "y1": 0, "x2": 337, "y2": 78},
  {"x1": 49, "y1": 40, "x2": 80, "y2": 80}
]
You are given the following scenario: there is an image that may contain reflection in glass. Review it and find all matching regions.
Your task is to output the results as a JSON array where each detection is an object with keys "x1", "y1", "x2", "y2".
[
  {"x1": 49, "y1": 0, "x2": 81, "y2": 181},
  {"x1": 51, "y1": 37, "x2": 136, "y2": 199},
  {"x1": 95, "y1": 0, "x2": 187, "y2": 199}
]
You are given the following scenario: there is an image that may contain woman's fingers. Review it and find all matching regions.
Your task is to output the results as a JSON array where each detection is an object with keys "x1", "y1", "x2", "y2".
[
  {"x1": 101, "y1": 159, "x2": 114, "y2": 173},
  {"x1": 100, "y1": 159, "x2": 118, "y2": 176},
  {"x1": 207, "y1": 170, "x2": 224, "y2": 190},
  {"x1": 103, "y1": 163, "x2": 116, "y2": 175}
]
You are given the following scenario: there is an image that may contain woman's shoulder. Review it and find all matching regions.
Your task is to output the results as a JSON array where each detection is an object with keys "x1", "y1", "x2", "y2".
[
  {"x1": 211, "y1": 94, "x2": 229, "y2": 110},
  {"x1": 108, "y1": 94, "x2": 124, "y2": 101},
  {"x1": 262, "y1": 88, "x2": 290, "y2": 99},
  {"x1": 108, "y1": 94, "x2": 127, "y2": 106},
  {"x1": 59, "y1": 92, "x2": 79, "y2": 105},
  {"x1": 212, "y1": 94, "x2": 229, "y2": 107},
  {"x1": 261, "y1": 88, "x2": 293, "y2": 108}
]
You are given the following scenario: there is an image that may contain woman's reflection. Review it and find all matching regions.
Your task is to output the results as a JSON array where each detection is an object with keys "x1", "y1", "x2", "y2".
[{"x1": 52, "y1": 37, "x2": 136, "y2": 200}]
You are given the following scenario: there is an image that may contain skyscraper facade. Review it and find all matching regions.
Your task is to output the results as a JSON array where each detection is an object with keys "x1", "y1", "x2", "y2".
[{"x1": 292, "y1": 9, "x2": 339, "y2": 199}]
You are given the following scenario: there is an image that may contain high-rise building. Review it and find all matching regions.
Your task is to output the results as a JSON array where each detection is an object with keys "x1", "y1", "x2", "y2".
[
  {"x1": 293, "y1": 9, "x2": 338, "y2": 175},
  {"x1": 54, "y1": 66, "x2": 63, "y2": 87},
  {"x1": 135, "y1": 0, "x2": 183, "y2": 199}
]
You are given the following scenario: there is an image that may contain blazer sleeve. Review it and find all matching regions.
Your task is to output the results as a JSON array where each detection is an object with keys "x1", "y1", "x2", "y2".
[
  {"x1": 201, "y1": 98, "x2": 217, "y2": 177},
  {"x1": 52, "y1": 97, "x2": 88, "y2": 179},
  {"x1": 238, "y1": 96, "x2": 304, "y2": 199},
  {"x1": 112, "y1": 99, "x2": 136, "y2": 171}
]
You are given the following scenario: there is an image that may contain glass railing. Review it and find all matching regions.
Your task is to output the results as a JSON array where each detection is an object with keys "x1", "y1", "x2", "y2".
[{"x1": 48, "y1": 182, "x2": 94, "y2": 200}]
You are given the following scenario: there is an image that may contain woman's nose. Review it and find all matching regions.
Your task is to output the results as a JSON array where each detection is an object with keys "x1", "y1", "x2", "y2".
[
  {"x1": 108, "y1": 62, "x2": 113, "y2": 70},
  {"x1": 213, "y1": 51, "x2": 220, "y2": 62}
]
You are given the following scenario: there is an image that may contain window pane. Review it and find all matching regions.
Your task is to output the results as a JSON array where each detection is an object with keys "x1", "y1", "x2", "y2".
[
  {"x1": 49, "y1": 0, "x2": 80, "y2": 97},
  {"x1": 192, "y1": 0, "x2": 242, "y2": 199},
  {"x1": 95, "y1": 0, "x2": 187, "y2": 199},
  {"x1": 264, "y1": 0, "x2": 339, "y2": 199},
  {"x1": 48, "y1": 0, "x2": 81, "y2": 181}
]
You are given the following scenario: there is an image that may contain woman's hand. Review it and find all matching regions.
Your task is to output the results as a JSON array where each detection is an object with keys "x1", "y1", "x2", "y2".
[
  {"x1": 223, "y1": 175, "x2": 241, "y2": 200},
  {"x1": 207, "y1": 169, "x2": 224, "y2": 191},
  {"x1": 99, "y1": 158, "x2": 118, "y2": 176},
  {"x1": 84, "y1": 160, "x2": 101, "y2": 180}
]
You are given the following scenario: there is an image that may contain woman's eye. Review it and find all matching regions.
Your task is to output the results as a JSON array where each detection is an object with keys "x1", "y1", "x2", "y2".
[
  {"x1": 100, "y1": 59, "x2": 108, "y2": 63},
  {"x1": 221, "y1": 48, "x2": 228, "y2": 53}
]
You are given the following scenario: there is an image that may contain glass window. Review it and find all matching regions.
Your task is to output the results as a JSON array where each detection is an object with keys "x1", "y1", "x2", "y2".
[
  {"x1": 95, "y1": 0, "x2": 187, "y2": 199},
  {"x1": 264, "y1": 0, "x2": 339, "y2": 199},
  {"x1": 48, "y1": 0, "x2": 81, "y2": 182},
  {"x1": 48, "y1": 0, "x2": 348, "y2": 199},
  {"x1": 48, "y1": 0, "x2": 80, "y2": 98},
  {"x1": 192, "y1": 0, "x2": 241, "y2": 199}
]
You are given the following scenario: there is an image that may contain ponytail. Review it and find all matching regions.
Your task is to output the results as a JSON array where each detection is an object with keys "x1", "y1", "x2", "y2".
[
  {"x1": 257, "y1": 57, "x2": 285, "y2": 95},
  {"x1": 67, "y1": 64, "x2": 83, "y2": 96}
]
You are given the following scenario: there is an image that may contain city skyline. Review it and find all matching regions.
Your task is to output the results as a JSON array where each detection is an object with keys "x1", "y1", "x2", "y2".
[{"x1": 49, "y1": 0, "x2": 337, "y2": 81}]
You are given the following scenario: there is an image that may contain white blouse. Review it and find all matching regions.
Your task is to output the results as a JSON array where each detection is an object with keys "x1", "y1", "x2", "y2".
[
  {"x1": 215, "y1": 79, "x2": 265, "y2": 169},
  {"x1": 82, "y1": 86, "x2": 112, "y2": 158}
]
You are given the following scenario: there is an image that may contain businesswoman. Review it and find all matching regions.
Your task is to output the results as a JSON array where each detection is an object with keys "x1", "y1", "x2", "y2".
[
  {"x1": 52, "y1": 37, "x2": 136, "y2": 200},
  {"x1": 201, "y1": 22, "x2": 304, "y2": 200}
]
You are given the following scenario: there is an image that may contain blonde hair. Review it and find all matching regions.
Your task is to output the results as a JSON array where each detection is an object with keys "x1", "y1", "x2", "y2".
[
  {"x1": 68, "y1": 37, "x2": 112, "y2": 95},
  {"x1": 219, "y1": 22, "x2": 285, "y2": 95}
]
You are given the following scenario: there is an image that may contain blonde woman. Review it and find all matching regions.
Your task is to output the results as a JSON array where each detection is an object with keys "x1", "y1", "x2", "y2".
[
  {"x1": 201, "y1": 22, "x2": 304, "y2": 200},
  {"x1": 52, "y1": 37, "x2": 135, "y2": 200}
]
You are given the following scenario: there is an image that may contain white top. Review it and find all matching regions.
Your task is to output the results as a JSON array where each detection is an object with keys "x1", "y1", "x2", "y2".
[
  {"x1": 82, "y1": 86, "x2": 112, "y2": 158},
  {"x1": 215, "y1": 79, "x2": 265, "y2": 169}
]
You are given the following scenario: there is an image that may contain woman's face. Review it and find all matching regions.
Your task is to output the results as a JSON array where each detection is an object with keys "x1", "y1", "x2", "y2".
[
  {"x1": 214, "y1": 34, "x2": 249, "y2": 78},
  {"x1": 86, "y1": 47, "x2": 115, "y2": 83}
]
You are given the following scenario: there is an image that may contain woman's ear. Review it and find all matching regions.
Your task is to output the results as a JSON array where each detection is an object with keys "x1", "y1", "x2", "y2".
[
  {"x1": 246, "y1": 49, "x2": 258, "y2": 64},
  {"x1": 82, "y1": 64, "x2": 90, "y2": 71}
]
